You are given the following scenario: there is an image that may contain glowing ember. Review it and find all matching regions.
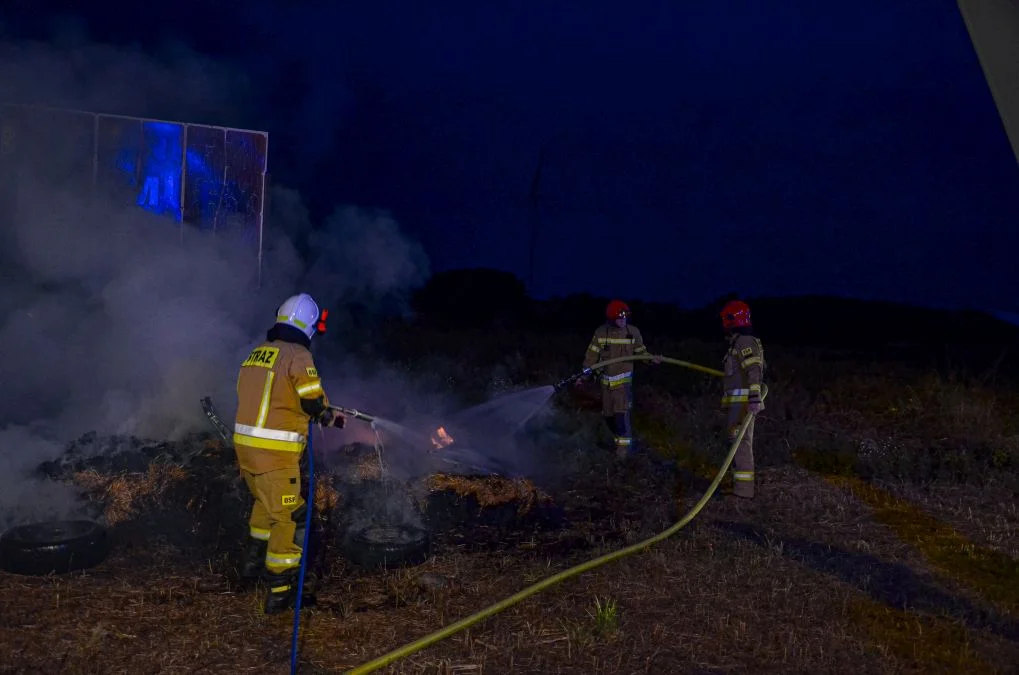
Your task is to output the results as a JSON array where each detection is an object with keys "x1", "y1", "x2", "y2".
[{"x1": 431, "y1": 426, "x2": 454, "y2": 449}]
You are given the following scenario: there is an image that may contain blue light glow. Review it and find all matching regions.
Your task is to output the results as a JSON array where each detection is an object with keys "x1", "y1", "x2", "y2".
[
  {"x1": 101, "y1": 117, "x2": 265, "y2": 238},
  {"x1": 184, "y1": 146, "x2": 246, "y2": 232},
  {"x1": 133, "y1": 121, "x2": 184, "y2": 221}
]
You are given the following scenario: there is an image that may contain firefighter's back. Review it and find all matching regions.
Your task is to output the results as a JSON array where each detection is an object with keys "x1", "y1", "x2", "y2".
[{"x1": 234, "y1": 340, "x2": 312, "y2": 473}]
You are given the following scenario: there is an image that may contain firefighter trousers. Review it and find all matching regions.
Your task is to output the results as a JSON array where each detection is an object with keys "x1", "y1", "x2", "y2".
[
  {"x1": 240, "y1": 464, "x2": 306, "y2": 574},
  {"x1": 726, "y1": 407, "x2": 755, "y2": 498},
  {"x1": 602, "y1": 383, "x2": 634, "y2": 456}
]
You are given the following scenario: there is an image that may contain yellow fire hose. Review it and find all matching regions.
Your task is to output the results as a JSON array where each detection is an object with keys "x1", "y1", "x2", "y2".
[{"x1": 345, "y1": 354, "x2": 763, "y2": 675}]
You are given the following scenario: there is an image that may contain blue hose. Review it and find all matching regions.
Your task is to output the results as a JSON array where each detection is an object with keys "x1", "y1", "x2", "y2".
[{"x1": 290, "y1": 421, "x2": 315, "y2": 675}]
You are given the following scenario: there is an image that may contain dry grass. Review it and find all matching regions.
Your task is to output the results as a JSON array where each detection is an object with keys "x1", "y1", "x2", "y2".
[
  {"x1": 355, "y1": 452, "x2": 385, "y2": 482},
  {"x1": 70, "y1": 464, "x2": 190, "y2": 526},
  {"x1": 315, "y1": 478, "x2": 343, "y2": 515},
  {"x1": 3, "y1": 326, "x2": 1019, "y2": 674},
  {"x1": 425, "y1": 474, "x2": 551, "y2": 513}
]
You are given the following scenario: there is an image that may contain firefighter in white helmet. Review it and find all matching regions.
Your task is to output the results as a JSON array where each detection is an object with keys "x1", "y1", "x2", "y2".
[{"x1": 234, "y1": 292, "x2": 345, "y2": 614}]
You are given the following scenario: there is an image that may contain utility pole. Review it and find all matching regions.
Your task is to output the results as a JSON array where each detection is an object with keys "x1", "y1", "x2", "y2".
[{"x1": 527, "y1": 149, "x2": 546, "y2": 295}]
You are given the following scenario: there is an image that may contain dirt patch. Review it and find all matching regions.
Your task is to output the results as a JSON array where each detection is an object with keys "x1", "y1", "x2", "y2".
[{"x1": 827, "y1": 475, "x2": 1019, "y2": 616}]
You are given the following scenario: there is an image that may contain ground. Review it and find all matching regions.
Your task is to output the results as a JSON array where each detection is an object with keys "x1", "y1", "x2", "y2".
[{"x1": 2, "y1": 321, "x2": 1018, "y2": 674}]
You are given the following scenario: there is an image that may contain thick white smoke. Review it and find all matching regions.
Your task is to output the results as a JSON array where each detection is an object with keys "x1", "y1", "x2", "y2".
[{"x1": 0, "y1": 33, "x2": 431, "y2": 530}]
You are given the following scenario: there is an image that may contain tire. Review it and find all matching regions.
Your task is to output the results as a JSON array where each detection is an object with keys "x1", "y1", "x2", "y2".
[
  {"x1": 0, "y1": 520, "x2": 111, "y2": 576},
  {"x1": 342, "y1": 523, "x2": 431, "y2": 569}
]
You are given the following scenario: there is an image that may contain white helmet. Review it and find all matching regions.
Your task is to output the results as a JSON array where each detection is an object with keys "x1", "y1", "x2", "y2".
[{"x1": 275, "y1": 293, "x2": 321, "y2": 339}]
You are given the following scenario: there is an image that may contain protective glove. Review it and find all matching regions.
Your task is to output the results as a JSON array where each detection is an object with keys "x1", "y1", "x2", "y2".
[
  {"x1": 574, "y1": 367, "x2": 594, "y2": 388},
  {"x1": 319, "y1": 408, "x2": 347, "y2": 429},
  {"x1": 651, "y1": 354, "x2": 663, "y2": 364}
]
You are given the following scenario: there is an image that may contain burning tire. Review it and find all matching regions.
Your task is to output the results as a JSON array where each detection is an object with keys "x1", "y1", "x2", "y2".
[
  {"x1": 0, "y1": 520, "x2": 111, "y2": 576},
  {"x1": 341, "y1": 524, "x2": 431, "y2": 569}
]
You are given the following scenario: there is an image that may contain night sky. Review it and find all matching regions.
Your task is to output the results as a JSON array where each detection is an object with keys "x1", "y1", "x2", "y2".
[{"x1": 3, "y1": 0, "x2": 1018, "y2": 311}]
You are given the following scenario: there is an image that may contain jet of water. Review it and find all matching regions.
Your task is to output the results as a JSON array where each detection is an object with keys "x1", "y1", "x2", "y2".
[
  {"x1": 438, "y1": 385, "x2": 557, "y2": 476},
  {"x1": 351, "y1": 386, "x2": 557, "y2": 479},
  {"x1": 368, "y1": 417, "x2": 497, "y2": 476},
  {"x1": 448, "y1": 385, "x2": 556, "y2": 435},
  {"x1": 370, "y1": 417, "x2": 432, "y2": 447}
]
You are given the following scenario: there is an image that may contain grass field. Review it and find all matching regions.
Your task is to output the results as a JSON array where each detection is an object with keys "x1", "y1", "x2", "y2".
[{"x1": 2, "y1": 318, "x2": 1018, "y2": 674}]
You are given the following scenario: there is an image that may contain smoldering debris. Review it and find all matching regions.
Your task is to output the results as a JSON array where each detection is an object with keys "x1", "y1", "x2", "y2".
[
  {"x1": 37, "y1": 431, "x2": 217, "y2": 478},
  {"x1": 425, "y1": 474, "x2": 552, "y2": 514},
  {"x1": 35, "y1": 432, "x2": 250, "y2": 543},
  {"x1": 28, "y1": 419, "x2": 687, "y2": 566},
  {"x1": 71, "y1": 464, "x2": 191, "y2": 527}
]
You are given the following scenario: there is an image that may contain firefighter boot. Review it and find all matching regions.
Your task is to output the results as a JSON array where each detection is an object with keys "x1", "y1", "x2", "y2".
[
  {"x1": 263, "y1": 569, "x2": 298, "y2": 615},
  {"x1": 263, "y1": 569, "x2": 317, "y2": 614},
  {"x1": 240, "y1": 537, "x2": 267, "y2": 580}
]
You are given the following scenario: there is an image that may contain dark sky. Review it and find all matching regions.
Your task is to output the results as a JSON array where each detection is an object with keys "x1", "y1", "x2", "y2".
[{"x1": 3, "y1": 0, "x2": 1019, "y2": 310}]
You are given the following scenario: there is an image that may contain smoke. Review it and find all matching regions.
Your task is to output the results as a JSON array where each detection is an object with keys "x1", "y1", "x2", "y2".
[
  {"x1": 0, "y1": 33, "x2": 431, "y2": 531},
  {"x1": 0, "y1": 28, "x2": 253, "y2": 125},
  {"x1": 264, "y1": 188, "x2": 431, "y2": 321},
  {"x1": 302, "y1": 206, "x2": 431, "y2": 315}
]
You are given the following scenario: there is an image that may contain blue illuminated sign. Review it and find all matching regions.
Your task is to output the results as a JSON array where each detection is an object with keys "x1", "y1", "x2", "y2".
[{"x1": 131, "y1": 121, "x2": 184, "y2": 220}]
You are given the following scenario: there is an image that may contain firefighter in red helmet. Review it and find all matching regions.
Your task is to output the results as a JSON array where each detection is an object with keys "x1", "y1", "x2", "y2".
[
  {"x1": 581, "y1": 299, "x2": 661, "y2": 457},
  {"x1": 719, "y1": 299, "x2": 766, "y2": 498}
]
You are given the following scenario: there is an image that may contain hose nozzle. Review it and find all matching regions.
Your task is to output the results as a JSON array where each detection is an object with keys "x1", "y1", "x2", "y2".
[
  {"x1": 330, "y1": 406, "x2": 376, "y2": 423},
  {"x1": 553, "y1": 367, "x2": 593, "y2": 393}
]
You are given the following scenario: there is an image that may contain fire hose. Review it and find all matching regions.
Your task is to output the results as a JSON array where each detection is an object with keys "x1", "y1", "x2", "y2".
[
  {"x1": 293, "y1": 407, "x2": 381, "y2": 674},
  {"x1": 290, "y1": 421, "x2": 315, "y2": 675},
  {"x1": 553, "y1": 353, "x2": 724, "y2": 390},
  {"x1": 343, "y1": 354, "x2": 765, "y2": 675}
]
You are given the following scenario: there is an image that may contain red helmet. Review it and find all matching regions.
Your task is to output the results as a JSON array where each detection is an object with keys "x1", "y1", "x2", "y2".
[
  {"x1": 720, "y1": 300, "x2": 751, "y2": 329},
  {"x1": 606, "y1": 299, "x2": 630, "y2": 320}
]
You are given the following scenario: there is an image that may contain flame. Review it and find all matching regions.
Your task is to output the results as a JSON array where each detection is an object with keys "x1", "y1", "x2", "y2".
[{"x1": 431, "y1": 426, "x2": 454, "y2": 449}]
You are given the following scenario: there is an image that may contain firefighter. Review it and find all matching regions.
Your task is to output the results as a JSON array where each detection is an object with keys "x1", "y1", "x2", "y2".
[
  {"x1": 234, "y1": 292, "x2": 346, "y2": 614},
  {"x1": 719, "y1": 299, "x2": 766, "y2": 499},
  {"x1": 581, "y1": 299, "x2": 661, "y2": 457}
]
